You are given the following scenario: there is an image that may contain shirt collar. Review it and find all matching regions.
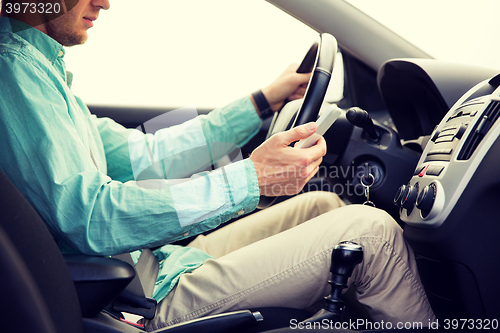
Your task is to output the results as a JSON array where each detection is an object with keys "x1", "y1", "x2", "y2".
[{"x1": 0, "y1": 17, "x2": 65, "y2": 63}]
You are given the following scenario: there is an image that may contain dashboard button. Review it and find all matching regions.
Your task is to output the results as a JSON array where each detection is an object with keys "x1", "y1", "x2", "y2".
[
  {"x1": 424, "y1": 148, "x2": 453, "y2": 162},
  {"x1": 418, "y1": 165, "x2": 429, "y2": 177},
  {"x1": 441, "y1": 125, "x2": 457, "y2": 132},
  {"x1": 427, "y1": 148, "x2": 453, "y2": 155},
  {"x1": 426, "y1": 166, "x2": 444, "y2": 176},
  {"x1": 435, "y1": 136, "x2": 454, "y2": 143},
  {"x1": 437, "y1": 131, "x2": 454, "y2": 138}
]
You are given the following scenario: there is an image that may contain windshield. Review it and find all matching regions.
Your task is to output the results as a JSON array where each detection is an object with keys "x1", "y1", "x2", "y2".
[{"x1": 347, "y1": 0, "x2": 500, "y2": 71}]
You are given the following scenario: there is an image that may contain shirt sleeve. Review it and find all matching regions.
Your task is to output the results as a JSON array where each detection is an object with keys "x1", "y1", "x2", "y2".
[
  {"x1": 87, "y1": 97, "x2": 262, "y2": 182},
  {"x1": 0, "y1": 47, "x2": 261, "y2": 256}
]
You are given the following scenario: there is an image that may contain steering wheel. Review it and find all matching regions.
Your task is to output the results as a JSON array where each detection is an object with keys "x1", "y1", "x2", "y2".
[{"x1": 258, "y1": 33, "x2": 338, "y2": 209}]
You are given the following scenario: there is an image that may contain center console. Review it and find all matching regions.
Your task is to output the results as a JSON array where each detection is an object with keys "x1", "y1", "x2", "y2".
[{"x1": 395, "y1": 74, "x2": 500, "y2": 320}]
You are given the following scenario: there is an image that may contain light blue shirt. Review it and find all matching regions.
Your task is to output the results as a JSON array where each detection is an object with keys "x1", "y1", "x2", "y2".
[{"x1": 0, "y1": 18, "x2": 262, "y2": 301}]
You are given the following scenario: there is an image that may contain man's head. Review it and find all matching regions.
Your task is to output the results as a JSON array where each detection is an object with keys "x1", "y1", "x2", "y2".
[
  {"x1": 1, "y1": 0, "x2": 110, "y2": 46},
  {"x1": 44, "y1": 0, "x2": 110, "y2": 46}
]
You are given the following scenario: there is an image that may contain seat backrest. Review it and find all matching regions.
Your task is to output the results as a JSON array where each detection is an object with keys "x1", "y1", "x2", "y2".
[
  {"x1": 0, "y1": 224, "x2": 56, "y2": 333},
  {"x1": 0, "y1": 170, "x2": 84, "y2": 333}
]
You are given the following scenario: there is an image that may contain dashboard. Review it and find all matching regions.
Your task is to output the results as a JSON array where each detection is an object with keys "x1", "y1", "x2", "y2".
[
  {"x1": 383, "y1": 62, "x2": 500, "y2": 320},
  {"x1": 396, "y1": 78, "x2": 500, "y2": 227}
]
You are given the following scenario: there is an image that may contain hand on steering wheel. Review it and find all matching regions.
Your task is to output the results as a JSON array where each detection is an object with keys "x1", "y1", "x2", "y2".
[
  {"x1": 261, "y1": 64, "x2": 311, "y2": 112},
  {"x1": 256, "y1": 33, "x2": 338, "y2": 208}
]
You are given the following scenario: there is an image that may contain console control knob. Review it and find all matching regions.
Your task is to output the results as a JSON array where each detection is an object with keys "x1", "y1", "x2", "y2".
[
  {"x1": 416, "y1": 184, "x2": 437, "y2": 218},
  {"x1": 401, "y1": 184, "x2": 419, "y2": 213},
  {"x1": 394, "y1": 185, "x2": 406, "y2": 206}
]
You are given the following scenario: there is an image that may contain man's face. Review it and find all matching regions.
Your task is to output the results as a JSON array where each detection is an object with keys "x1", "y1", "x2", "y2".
[{"x1": 45, "y1": 0, "x2": 110, "y2": 46}]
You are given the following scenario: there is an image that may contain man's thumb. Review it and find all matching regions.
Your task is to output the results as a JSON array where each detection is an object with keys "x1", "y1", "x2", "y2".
[{"x1": 283, "y1": 123, "x2": 316, "y2": 144}]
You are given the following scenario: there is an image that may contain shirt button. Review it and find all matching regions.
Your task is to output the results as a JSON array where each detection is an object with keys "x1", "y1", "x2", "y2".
[
  {"x1": 237, "y1": 209, "x2": 245, "y2": 216},
  {"x1": 58, "y1": 50, "x2": 64, "y2": 57},
  {"x1": 183, "y1": 232, "x2": 190, "y2": 237}
]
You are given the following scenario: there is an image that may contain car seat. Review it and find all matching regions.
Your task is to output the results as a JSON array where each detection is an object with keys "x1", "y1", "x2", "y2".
[{"x1": 0, "y1": 170, "x2": 317, "y2": 333}]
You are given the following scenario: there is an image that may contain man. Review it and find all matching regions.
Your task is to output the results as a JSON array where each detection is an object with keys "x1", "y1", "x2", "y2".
[{"x1": 0, "y1": 0, "x2": 435, "y2": 330}]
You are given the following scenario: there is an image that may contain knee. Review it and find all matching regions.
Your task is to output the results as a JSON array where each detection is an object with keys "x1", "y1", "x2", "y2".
[
  {"x1": 306, "y1": 204, "x2": 402, "y2": 248},
  {"x1": 335, "y1": 205, "x2": 402, "y2": 241},
  {"x1": 360, "y1": 205, "x2": 400, "y2": 230}
]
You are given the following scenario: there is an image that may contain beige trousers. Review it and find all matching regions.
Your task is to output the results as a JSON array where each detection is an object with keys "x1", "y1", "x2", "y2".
[{"x1": 146, "y1": 192, "x2": 436, "y2": 331}]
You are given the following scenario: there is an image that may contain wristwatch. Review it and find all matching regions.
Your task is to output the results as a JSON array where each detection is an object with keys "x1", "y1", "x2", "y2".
[{"x1": 251, "y1": 90, "x2": 274, "y2": 119}]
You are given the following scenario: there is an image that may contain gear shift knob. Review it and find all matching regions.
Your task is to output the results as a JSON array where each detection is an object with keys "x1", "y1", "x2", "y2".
[
  {"x1": 325, "y1": 242, "x2": 363, "y2": 314},
  {"x1": 330, "y1": 241, "x2": 363, "y2": 277},
  {"x1": 303, "y1": 241, "x2": 363, "y2": 324}
]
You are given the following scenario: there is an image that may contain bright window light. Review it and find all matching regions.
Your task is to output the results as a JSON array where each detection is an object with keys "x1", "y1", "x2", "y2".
[
  {"x1": 347, "y1": 0, "x2": 500, "y2": 71},
  {"x1": 64, "y1": 0, "x2": 318, "y2": 109}
]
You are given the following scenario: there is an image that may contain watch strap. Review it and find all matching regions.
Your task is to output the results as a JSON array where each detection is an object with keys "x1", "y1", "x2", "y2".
[{"x1": 252, "y1": 90, "x2": 273, "y2": 119}]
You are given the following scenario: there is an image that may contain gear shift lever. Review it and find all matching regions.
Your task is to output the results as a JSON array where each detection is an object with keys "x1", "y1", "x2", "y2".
[{"x1": 302, "y1": 241, "x2": 363, "y2": 324}]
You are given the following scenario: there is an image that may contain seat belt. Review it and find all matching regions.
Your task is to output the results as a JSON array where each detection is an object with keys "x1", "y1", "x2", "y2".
[
  {"x1": 112, "y1": 249, "x2": 159, "y2": 319},
  {"x1": 134, "y1": 249, "x2": 160, "y2": 298}
]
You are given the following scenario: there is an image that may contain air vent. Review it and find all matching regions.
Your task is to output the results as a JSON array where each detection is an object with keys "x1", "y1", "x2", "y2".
[{"x1": 458, "y1": 101, "x2": 500, "y2": 160}]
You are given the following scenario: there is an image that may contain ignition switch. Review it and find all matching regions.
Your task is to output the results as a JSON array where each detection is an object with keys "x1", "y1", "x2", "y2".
[{"x1": 358, "y1": 162, "x2": 383, "y2": 187}]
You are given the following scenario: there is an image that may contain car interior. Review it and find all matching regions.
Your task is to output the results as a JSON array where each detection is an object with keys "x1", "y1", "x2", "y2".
[{"x1": 1, "y1": 0, "x2": 500, "y2": 331}]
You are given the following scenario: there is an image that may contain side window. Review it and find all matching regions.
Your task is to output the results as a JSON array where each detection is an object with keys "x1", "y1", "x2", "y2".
[{"x1": 64, "y1": 0, "x2": 345, "y2": 109}]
